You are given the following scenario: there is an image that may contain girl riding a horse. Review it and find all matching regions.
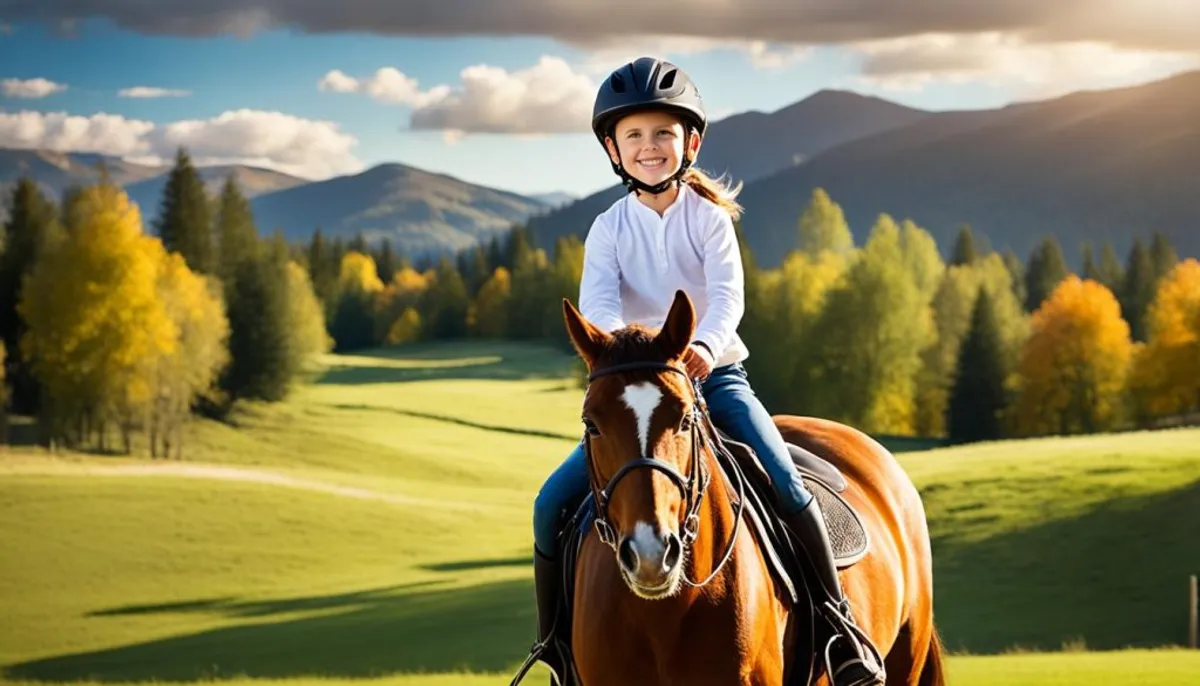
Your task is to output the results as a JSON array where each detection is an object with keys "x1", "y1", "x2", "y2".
[{"x1": 527, "y1": 56, "x2": 886, "y2": 686}]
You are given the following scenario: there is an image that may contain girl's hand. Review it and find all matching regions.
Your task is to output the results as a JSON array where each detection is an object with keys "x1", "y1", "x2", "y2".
[{"x1": 683, "y1": 343, "x2": 714, "y2": 380}]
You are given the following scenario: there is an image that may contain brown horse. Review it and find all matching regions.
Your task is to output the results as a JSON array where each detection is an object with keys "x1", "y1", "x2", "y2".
[{"x1": 560, "y1": 290, "x2": 945, "y2": 686}]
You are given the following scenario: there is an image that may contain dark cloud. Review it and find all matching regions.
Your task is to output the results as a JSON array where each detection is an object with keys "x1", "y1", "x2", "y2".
[{"x1": 2, "y1": 1, "x2": 1197, "y2": 52}]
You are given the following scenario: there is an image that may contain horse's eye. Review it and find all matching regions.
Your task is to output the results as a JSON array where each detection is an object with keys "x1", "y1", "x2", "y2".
[{"x1": 583, "y1": 418, "x2": 600, "y2": 436}]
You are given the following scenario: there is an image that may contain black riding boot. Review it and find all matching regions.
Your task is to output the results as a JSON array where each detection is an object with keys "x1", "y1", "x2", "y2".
[
  {"x1": 783, "y1": 499, "x2": 886, "y2": 686},
  {"x1": 532, "y1": 547, "x2": 568, "y2": 684}
]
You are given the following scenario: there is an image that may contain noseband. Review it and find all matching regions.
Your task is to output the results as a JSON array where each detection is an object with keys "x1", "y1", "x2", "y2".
[{"x1": 582, "y1": 360, "x2": 745, "y2": 588}]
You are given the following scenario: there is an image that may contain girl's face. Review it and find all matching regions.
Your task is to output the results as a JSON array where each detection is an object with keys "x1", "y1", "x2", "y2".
[{"x1": 605, "y1": 110, "x2": 701, "y2": 189}]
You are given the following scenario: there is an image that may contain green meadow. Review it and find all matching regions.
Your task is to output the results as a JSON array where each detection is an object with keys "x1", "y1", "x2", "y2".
[{"x1": 3, "y1": 341, "x2": 1199, "y2": 685}]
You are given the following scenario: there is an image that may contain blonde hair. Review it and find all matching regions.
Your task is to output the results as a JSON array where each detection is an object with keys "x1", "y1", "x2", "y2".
[{"x1": 682, "y1": 166, "x2": 744, "y2": 221}]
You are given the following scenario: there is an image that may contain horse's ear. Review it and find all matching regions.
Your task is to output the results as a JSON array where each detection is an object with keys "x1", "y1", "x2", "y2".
[
  {"x1": 657, "y1": 290, "x2": 696, "y2": 361},
  {"x1": 563, "y1": 298, "x2": 610, "y2": 368}
]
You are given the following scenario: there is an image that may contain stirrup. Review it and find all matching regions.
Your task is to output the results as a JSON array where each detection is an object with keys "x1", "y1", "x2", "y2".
[
  {"x1": 819, "y1": 600, "x2": 886, "y2": 685},
  {"x1": 509, "y1": 638, "x2": 563, "y2": 686}
]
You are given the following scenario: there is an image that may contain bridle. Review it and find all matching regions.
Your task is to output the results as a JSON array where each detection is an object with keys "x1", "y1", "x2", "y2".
[{"x1": 581, "y1": 359, "x2": 746, "y2": 588}]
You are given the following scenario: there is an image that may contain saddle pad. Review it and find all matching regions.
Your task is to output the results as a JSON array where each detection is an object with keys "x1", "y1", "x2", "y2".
[{"x1": 801, "y1": 473, "x2": 868, "y2": 568}]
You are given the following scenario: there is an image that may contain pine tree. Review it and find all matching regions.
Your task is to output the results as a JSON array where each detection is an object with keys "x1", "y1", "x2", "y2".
[
  {"x1": 0, "y1": 177, "x2": 62, "y2": 414},
  {"x1": 1081, "y1": 242, "x2": 1098, "y2": 280},
  {"x1": 215, "y1": 174, "x2": 259, "y2": 292},
  {"x1": 797, "y1": 187, "x2": 854, "y2": 257},
  {"x1": 506, "y1": 226, "x2": 534, "y2": 270},
  {"x1": 421, "y1": 257, "x2": 471, "y2": 340},
  {"x1": 376, "y1": 238, "x2": 397, "y2": 284},
  {"x1": 1149, "y1": 231, "x2": 1178, "y2": 285},
  {"x1": 221, "y1": 233, "x2": 295, "y2": 402},
  {"x1": 154, "y1": 147, "x2": 215, "y2": 275},
  {"x1": 306, "y1": 227, "x2": 338, "y2": 309},
  {"x1": 1024, "y1": 236, "x2": 1069, "y2": 312},
  {"x1": 947, "y1": 288, "x2": 1009, "y2": 443},
  {"x1": 1002, "y1": 249, "x2": 1027, "y2": 310},
  {"x1": 1096, "y1": 241, "x2": 1124, "y2": 293},
  {"x1": 950, "y1": 224, "x2": 980, "y2": 266},
  {"x1": 1120, "y1": 238, "x2": 1156, "y2": 342}
]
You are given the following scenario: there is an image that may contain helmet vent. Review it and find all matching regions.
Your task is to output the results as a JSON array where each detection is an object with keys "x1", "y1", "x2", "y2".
[
  {"x1": 659, "y1": 69, "x2": 677, "y2": 90},
  {"x1": 610, "y1": 73, "x2": 626, "y2": 93}
]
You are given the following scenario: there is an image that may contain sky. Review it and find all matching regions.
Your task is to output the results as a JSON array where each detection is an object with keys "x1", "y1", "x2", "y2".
[{"x1": 1, "y1": 2, "x2": 1198, "y2": 198}]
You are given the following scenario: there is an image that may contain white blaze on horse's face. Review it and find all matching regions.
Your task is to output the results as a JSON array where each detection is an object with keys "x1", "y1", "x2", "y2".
[
  {"x1": 617, "y1": 380, "x2": 684, "y2": 598},
  {"x1": 621, "y1": 381, "x2": 663, "y2": 456}
]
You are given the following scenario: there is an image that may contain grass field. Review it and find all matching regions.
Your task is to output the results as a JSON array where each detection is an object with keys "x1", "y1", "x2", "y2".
[{"x1": 3, "y1": 340, "x2": 1199, "y2": 685}]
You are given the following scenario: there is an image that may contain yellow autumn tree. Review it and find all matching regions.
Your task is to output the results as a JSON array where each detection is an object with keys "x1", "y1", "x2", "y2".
[
  {"x1": 764, "y1": 249, "x2": 850, "y2": 412},
  {"x1": 286, "y1": 261, "x2": 334, "y2": 370},
  {"x1": 1126, "y1": 258, "x2": 1200, "y2": 422},
  {"x1": 149, "y1": 250, "x2": 230, "y2": 458},
  {"x1": 19, "y1": 181, "x2": 176, "y2": 451},
  {"x1": 1014, "y1": 276, "x2": 1133, "y2": 435},
  {"x1": 386, "y1": 308, "x2": 423, "y2": 345},
  {"x1": 375, "y1": 265, "x2": 430, "y2": 342},
  {"x1": 471, "y1": 266, "x2": 513, "y2": 338}
]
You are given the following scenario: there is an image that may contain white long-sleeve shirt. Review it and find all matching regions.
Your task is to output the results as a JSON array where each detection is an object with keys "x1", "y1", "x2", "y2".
[{"x1": 578, "y1": 183, "x2": 749, "y2": 367}]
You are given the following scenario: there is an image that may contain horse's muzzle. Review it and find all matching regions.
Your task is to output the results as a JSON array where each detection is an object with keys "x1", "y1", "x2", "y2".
[{"x1": 616, "y1": 523, "x2": 684, "y2": 597}]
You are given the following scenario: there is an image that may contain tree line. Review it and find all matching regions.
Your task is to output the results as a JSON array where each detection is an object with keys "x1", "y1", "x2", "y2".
[
  {"x1": 3, "y1": 158, "x2": 1196, "y2": 451},
  {"x1": 0, "y1": 150, "x2": 330, "y2": 455},
  {"x1": 301, "y1": 185, "x2": 1197, "y2": 443}
]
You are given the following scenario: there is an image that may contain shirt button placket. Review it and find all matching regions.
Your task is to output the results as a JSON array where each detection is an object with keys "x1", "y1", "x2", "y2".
[{"x1": 657, "y1": 217, "x2": 669, "y2": 273}]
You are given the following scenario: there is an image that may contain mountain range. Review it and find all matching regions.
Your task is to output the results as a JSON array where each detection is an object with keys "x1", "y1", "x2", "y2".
[
  {"x1": 529, "y1": 70, "x2": 1200, "y2": 267},
  {"x1": 2, "y1": 69, "x2": 1197, "y2": 265}
]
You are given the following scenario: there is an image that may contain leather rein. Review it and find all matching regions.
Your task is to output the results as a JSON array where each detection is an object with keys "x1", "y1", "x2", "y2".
[{"x1": 582, "y1": 360, "x2": 747, "y2": 588}]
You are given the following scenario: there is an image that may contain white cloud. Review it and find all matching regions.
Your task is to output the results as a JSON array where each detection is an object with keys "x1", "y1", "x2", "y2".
[
  {"x1": 851, "y1": 32, "x2": 1200, "y2": 97},
  {"x1": 2, "y1": 77, "x2": 68, "y2": 99},
  {"x1": 318, "y1": 67, "x2": 449, "y2": 107},
  {"x1": 119, "y1": 86, "x2": 192, "y2": 98},
  {"x1": 0, "y1": 109, "x2": 362, "y2": 179},
  {"x1": 325, "y1": 55, "x2": 598, "y2": 135},
  {"x1": 410, "y1": 56, "x2": 596, "y2": 134},
  {"x1": 0, "y1": 110, "x2": 153, "y2": 155}
]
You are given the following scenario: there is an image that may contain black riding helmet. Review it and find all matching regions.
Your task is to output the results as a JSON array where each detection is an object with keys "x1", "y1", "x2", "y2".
[{"x1": 591, "y1": 57, "x2": 707, "y2": 195}]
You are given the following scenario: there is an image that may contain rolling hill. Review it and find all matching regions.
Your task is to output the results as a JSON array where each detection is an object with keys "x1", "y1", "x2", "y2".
[
  {"x1": 122, "y1": 164, "x2": 307, "y2": 220},
  {"x1": 524, "y1": 88, "x2": 931, "y2": 248},
  {"x1": 248, "y1": 163, "x2": 551, "y2": 256},
  {"x1": 0, "y1": 149, "x2": 305, "y2": 225},
  {"x1": 0, "y1": 149, "x2": 162, "y2": 221}
]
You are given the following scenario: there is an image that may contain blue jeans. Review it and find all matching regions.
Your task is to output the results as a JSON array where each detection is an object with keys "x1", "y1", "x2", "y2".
[{"x1": 532, "y1": 362, "x2": 813, "y2": 555}]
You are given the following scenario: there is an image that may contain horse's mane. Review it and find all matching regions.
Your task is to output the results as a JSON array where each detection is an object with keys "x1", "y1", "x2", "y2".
[{"x1": 592, "y1": 324, "x2": 679, "y2": 371}]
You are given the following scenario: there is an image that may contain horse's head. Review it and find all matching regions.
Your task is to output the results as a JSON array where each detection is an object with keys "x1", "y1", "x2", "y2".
[{"x1": 563, "y1": 290, "x2": 708, "y2": 599}]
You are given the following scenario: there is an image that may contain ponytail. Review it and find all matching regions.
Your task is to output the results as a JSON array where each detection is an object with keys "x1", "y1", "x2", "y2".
[{"x1": 682, "y1": 167, "x2": 744, "y2": 221}]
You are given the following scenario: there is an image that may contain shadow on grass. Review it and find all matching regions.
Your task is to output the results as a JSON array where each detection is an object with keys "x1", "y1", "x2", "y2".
[
  {"x1": 314, "y1": 343, "x2": 581, "y2": 387},
  {"x1": 419, "y1": 556, "x2": 532, "y2": 573},
  {"x1": 932, "y1": 477, "x2": 1200, "y2": 654},
  {"x1": 327, "y1": 404, "x2": 578, "y2": 442},
  {"x1": 85, "y1": 582, "x2": 440, "y2": 619},
  {"x1": 6, "y1": 579, "x2": 537, "y2": 682}
]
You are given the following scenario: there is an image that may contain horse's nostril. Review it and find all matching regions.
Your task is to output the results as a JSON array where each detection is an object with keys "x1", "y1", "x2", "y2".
[
  {"x1": 618, "y1": 537, "x2": 638, "y2": 572},
  {"x1": 663, "y1": 532, "x2": 682, "y2": 570}
]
